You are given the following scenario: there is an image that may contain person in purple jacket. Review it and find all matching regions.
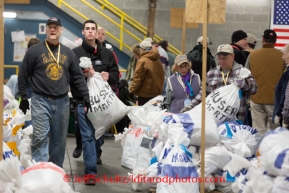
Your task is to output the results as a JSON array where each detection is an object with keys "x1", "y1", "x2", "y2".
[{"x1": 162, "y1": 55, "x2": 201, "y2": 113}]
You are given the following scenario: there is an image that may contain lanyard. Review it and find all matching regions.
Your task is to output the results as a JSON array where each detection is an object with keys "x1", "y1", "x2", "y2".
[
  {"x1": 45, "y1": 40, "x2": 60, "y2": 67},
  {"x1": 284, "y1": 66, "x2": 288, "y2": 73},
  {"x1": 221, "y1": 70, "x2": 231, "y2": 85}
]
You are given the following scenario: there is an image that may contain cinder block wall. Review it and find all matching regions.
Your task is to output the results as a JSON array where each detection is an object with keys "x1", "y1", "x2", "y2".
[{"x1": 50, "y1": 0, "x2": 271, "y2": 56}]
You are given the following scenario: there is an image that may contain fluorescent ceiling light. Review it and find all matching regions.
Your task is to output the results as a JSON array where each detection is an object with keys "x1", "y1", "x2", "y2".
[{"x1": 3, "y1": 12, "x2": 17, "y2": 18}]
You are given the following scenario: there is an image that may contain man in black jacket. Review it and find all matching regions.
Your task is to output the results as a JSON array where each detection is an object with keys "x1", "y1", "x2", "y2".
[
  {"x1": 186, "y1": 36, "x2": 216, "y2": 80},
  {"x1": 70, "y1": 20, "x2": 119, "y2": 185},
  {"x1": 230, "y1": 30, "x2": 248, "y2": 66}
]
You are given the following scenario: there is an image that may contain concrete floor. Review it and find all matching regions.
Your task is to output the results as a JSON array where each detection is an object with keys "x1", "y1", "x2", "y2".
[{"x1": 64, "y1": 135, "x2": 153, "y2": 193}]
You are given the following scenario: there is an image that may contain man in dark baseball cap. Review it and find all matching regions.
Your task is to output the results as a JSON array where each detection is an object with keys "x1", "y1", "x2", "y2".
[
  {"x1": 46, "y1": 17, "x2": 62, "y2": 26},
  {"x1": 263, "y1": 29, "x2": 277, "y2": 41}
]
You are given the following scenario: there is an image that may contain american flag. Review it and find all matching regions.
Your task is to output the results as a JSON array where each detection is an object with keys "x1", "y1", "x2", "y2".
[{"x1": 270, "y1": 0, "x2": 289, "y2": 49}]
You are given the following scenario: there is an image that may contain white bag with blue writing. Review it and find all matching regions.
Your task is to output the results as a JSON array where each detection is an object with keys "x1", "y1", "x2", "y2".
[
  {"x1": 80, "y1": 57, "x2": 133, "y2": 139},
  {"x1": 157, "y1": 124, "x2": 199, "y2": 193},
  {"x1": 262, "y1": 144, "x2": 289, "y2": 176},
  {"x1": 86, "y1": 72, "x2": 133, "y2": 139},
  {"x1": 164, "y1": 109, "x2": 220, "y2": 147},
  {"x1": 192, "y1": 84, "x2": 241, "y2": 125},
  {"x1": 258, "y1": 127, "x2": 289, "y2": 156},
  {"x1": 218, "y1": 122, "x2": 262, "y2": 157},
  {"x1": 2, "y1": 142, "x2": 17, "y2": 160}
]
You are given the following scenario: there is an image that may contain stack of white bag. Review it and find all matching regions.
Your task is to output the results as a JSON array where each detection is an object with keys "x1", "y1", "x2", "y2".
[
  {"x1": 200, "y1": 121, "x2": 261, "y2": 193},
  {"x1": 3, "y1": 85, "x2": 33, "y2": 160},
  {"x1": 115, "y1": 97, "x2": 166, "y2": 191},
  {"x1": 0, "y1": 157, "x2": 78, "y2": 193},
  {"x1": 243, "y1": 127, "x2": 289, "y2": 193},
  {"x1": 117, "y1": 96, "x2": 165, "y2": 170},
  {"x1": 79, "y1": 57, "x2": 134, "y2": 140}
]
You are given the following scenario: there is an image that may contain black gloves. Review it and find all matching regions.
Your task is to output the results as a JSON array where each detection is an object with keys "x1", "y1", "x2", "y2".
[
  {"x1": 83, "y1": 94, "x2": 92, "y2": 114},
  {"x1": 128, "y1": 93, "x2": 137, "y2": 103},
  {"x1": 160, "y1": 103, "x2": 170, "y2": 110},
  {"x1": 19, "y1": 99, "x2": 29, "y2": 114}
]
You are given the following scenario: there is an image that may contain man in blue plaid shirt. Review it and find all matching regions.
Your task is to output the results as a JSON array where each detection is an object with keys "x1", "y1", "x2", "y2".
[{"x1": 181, "y1": 44, "x2": 257, "y2": 122}]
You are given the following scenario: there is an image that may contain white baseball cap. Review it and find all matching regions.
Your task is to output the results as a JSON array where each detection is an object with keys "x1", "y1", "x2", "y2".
[
  {"x1": 197, "y1": 36, "x2": 211, "y2": 45},
  {"x1": 136, "y1": 40, "x2": 152, "y2": 49},
  {"x1": 216, "y1": 44, "x2": 234, "y2": 55}
]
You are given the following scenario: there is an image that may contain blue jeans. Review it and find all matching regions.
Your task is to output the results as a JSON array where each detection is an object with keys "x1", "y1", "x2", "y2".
[
  {"x1": 77, "y1": 104, "x2": 104, "y2": 174},
  {"x1": 31, "y1": 92, "x2": 69, "y2": 168}
]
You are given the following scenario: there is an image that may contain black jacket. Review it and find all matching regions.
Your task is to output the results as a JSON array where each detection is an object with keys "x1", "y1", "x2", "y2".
[
  {"x1": 230, "y1": 43, "x2": 247, "y2": 66},
  {"x1": 187, "y1": 44, "x2": 216, "y2": 80},
  {"x1": 70, "y1": 39, "x2": 119, "y2": 101}
]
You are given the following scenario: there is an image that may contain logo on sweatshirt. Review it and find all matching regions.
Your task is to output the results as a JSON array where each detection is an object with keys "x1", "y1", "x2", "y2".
[{"x1": 46, "y1": 63, "x2": 63, "y2": 80}]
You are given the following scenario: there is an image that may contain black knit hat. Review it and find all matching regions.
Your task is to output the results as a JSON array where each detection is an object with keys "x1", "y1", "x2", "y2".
[{"x1": 231, "y1": 30, "x2": 247, "y2": 43}]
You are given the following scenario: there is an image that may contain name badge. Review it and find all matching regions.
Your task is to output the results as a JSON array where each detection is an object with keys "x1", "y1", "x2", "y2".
[
  {"x1": 94, "y1": 60, "x2": 102, "y2": 66},
  {"x1": 184, "y1": 98, "x2": 191, "y2": 107}
]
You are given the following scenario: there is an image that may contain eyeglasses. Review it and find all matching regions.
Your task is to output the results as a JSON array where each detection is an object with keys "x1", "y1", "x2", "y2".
[{"x1": 217, "y1": 55, "x2": 232, "y2": 61}]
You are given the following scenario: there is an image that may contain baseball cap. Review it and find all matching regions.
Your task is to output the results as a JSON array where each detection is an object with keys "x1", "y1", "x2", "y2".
[
  {"x1": 143, "y1": 37, "x2": 154, "y2": 43},
  {"x1": 263, "y1": 29, "x2": 277, "y2": 40},
  {"x1": 46, "y1": 17, "x2": 62, "y2": 26},
  {"x1": 197, "y1": 36, "x2": 212, "y2": 45},
  {"x1": 174, "y1": 55, "x2": 189, "y2": 66},
  {"x1": 216, "y1": 44, "x2": 234, "y2": 55},
  {"x1": 247, "y1": 33, "x2": 257, "y2": 45},
  {"x1": 136, "y1": 40, "x2": 152, "y2": 49}
]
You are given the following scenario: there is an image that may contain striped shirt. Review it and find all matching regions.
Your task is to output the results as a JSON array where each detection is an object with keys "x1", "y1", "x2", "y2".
[{"x1": 191, "y1": 61, "x2": 258, "y2": 122}]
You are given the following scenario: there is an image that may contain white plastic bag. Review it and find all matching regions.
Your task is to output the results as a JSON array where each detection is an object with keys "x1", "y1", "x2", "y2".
[
  {"x1": 258, "y1": 127, "x2": 289, "y2": 156},
  {"x1": 164, "y1": 109, "x2": 220, "y2": 147},
  {"x1": 157, "y1": 125, "x2": 199, "y2": 193},
  {"x1": 242, "y1": 170, "x2": 274, "y2": 193},
  {"x1": 62, "y1": 37, "x2": 82, "y2": 49},
  {"x1": 218, "y1": 122, "x2": 262, "y2": 157},
  {"x1": 121, "y1": 127, "x2": 145, "y2": 169},
  {"x1": 18, "y1": 162, "x2": 75, "y2": 193},
  {"x1": 191, "y1": 84, "x2": 241, "y2": 125},
  {"x1": 2, "y1": 142, "x2": 17, "y2": 160},
  {"x1": 85, "y1": 72, "x2": 133, "y2": 139},
  {"x1": 272, "y1": 176, "x2": 289, "y2": 193},
  {"x1": 262, "y1": 144, "x2": 289, "y2": 176},
  {"x1": 204, "y1": 145, "x2": 231, "y2": 176}
]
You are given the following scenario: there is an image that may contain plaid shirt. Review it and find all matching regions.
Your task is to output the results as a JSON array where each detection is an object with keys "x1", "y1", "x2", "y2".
[{"x1": 191, "y1": 61, "x2": 257, "y2": 122}]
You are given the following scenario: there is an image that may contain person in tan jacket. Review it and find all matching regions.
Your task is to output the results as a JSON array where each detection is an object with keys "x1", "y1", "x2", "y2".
[
  {"x1": 129, "y1": 40, "x2": 164, "y2": 105},
  {"x1": 245, "y1": 29, "x2": 284, "y2": 136}
]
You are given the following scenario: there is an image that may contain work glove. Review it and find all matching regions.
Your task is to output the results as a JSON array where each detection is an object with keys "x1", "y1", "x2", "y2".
[
  {"x1": 83, "y1": 93, "x2": 92, "y2": 114},
  {"x1": 160, "y1": 103, "x2": 170, "y2": 110},
  {"x1": 274, "y1": 115, "x2": 281, "y2": 125},
  {"x1": 233, "y1": 78, "x2": 245, "y2": 88},
  {"x1": 19, "y1": 99, "x2": 29, "y2": 114},
  {"x1": 128, "y1": 93, "x2": 137, "y2": 103},
  {"x1": 283, "y1": 122, "x2": 289, "y2": 129},
  {"x1": 180, "y1": 105, "x2": 193, "y2": 113}
]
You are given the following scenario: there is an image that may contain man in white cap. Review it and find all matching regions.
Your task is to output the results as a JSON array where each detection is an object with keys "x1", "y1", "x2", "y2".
[
  {"x1": 181, "y1": 44, "x2": 257, "y2": 123},
  {"x1": 187, "y1": 36, "x2": 216, "y2": 80},
  {"x1": 128, "y1": 40, "x2": 165, "y2": 105},
  {"x1": 144, "y1": 37, "x2": 169, "y2": 94}
]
